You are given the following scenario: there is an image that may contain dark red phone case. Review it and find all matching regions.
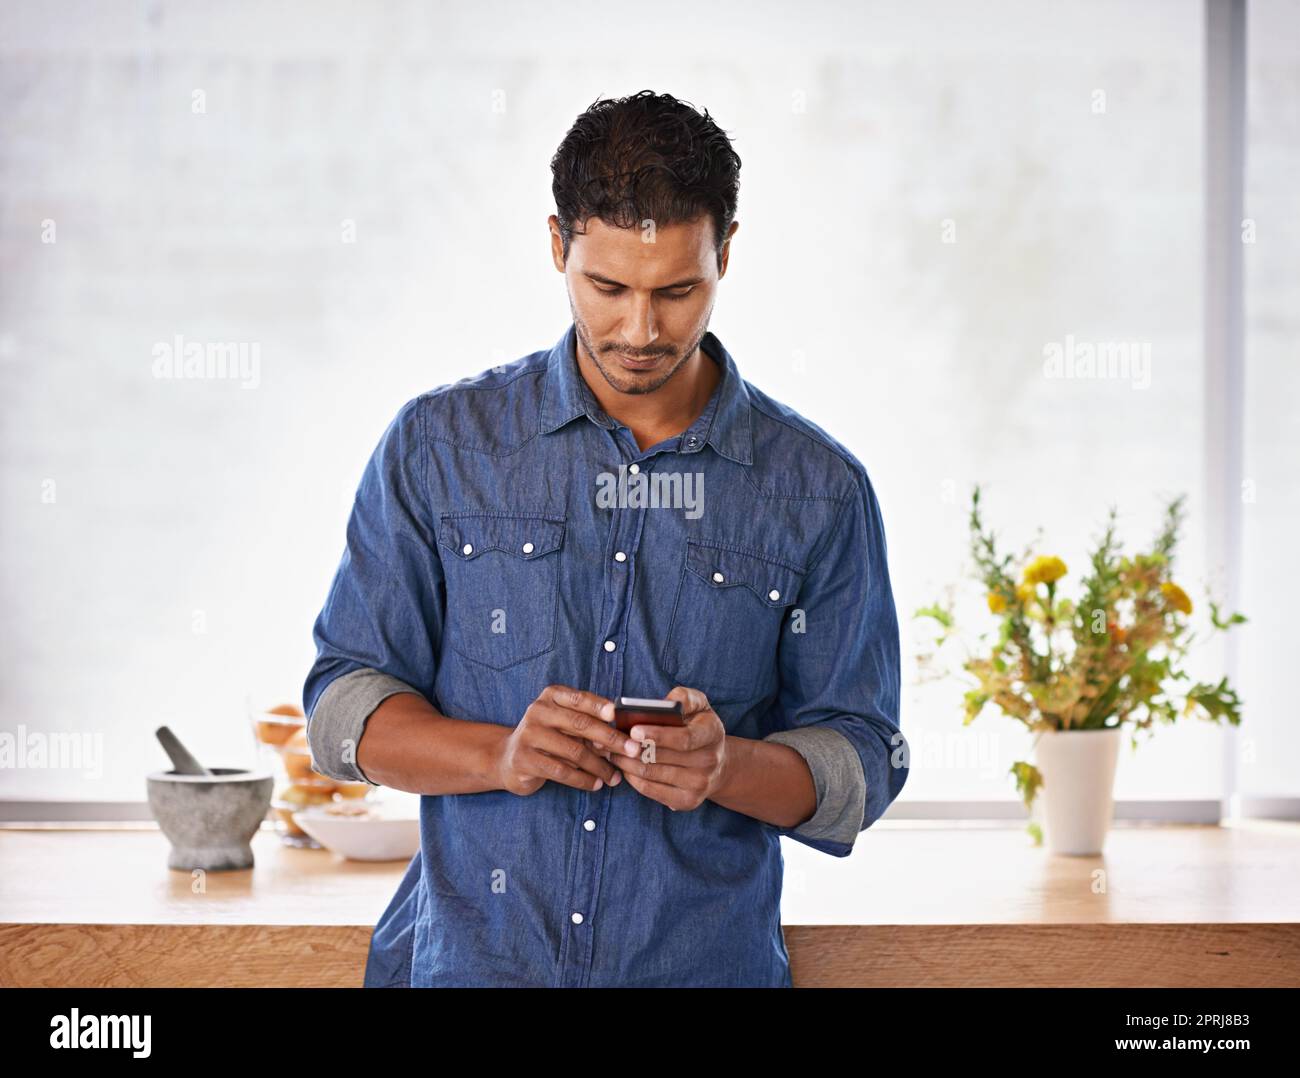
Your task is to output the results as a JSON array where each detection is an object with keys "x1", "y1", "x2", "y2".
[{"x1": 612, "y1": 697, "x2": 685, "y2": 733}]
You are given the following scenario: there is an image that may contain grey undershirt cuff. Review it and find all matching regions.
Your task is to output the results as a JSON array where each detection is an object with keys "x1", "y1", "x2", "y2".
[
  {"x1": 762, "y1": 725, "x2": 867, "y2": 846},
  {"x1": 307, "y1": 668, "x2": 425, "y2": 785}
]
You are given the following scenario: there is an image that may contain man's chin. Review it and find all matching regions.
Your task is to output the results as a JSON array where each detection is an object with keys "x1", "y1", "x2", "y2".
[
  {"x1": 606, "y1": 371, "x2": 665, "y2": 396},
  {"x1": 591, "y1": 353, "x2": 673, "y2": 393}
]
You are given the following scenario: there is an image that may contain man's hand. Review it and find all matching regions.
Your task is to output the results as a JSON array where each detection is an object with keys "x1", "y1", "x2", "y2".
[
  {"x1": 607, "y1": 686, "x2": 728, "y2": 811},
  {"x1": 495, "y1": 685, "x2": 639, "y2": 796}
]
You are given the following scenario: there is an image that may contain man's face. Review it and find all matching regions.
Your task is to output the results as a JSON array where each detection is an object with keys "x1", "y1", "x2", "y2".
[{"x1": 552, "y1": 213, "x2": 733, "y2": 396}]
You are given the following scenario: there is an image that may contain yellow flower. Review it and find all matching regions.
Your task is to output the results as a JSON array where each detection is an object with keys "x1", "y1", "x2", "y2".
[
  {"x1": 987, "y1": 591, "x2": 1007, "y2": 614},
  {"x1": 1023, "y1": 555, "x2": 1067, "y2": 586},
  {"x1": 1161, "y1": 581, "x2": 1192, "y2": 615},
  {"x1": 1015, "y1": 582, "x2": 1036, "y2": 603}
]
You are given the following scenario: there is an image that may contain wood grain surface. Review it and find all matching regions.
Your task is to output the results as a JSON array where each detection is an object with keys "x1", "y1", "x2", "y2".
[{"x1": 3, "y1": 819, "x2": 1297, "y2": 987}]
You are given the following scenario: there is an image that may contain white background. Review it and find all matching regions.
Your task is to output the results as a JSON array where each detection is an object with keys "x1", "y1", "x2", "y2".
[{"x1": 1, "y1": 0, "x2": 1295, "y2": 807}]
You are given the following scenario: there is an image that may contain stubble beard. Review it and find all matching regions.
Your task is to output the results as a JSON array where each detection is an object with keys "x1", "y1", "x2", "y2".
[{"x1": 570, "y1": 300, "x2": 711, "y2": 397}]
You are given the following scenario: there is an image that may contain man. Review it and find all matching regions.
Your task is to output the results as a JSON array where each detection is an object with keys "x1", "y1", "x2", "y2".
[{"x1": 304, "y1": 89, "x2": 908, "y2": 988}]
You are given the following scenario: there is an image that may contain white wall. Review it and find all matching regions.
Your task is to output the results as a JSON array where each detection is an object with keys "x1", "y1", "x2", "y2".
[{"x1": 0, "y1": 0, "x2": 1294, "y2": 806}]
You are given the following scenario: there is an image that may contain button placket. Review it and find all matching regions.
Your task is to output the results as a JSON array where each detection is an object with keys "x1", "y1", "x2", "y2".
[
  {"x1": 599, "y1": 448, "x2": 653, "y2": 668},
  {"x1": 562, "y1": 440, "x2": 645, "y2": 989}
]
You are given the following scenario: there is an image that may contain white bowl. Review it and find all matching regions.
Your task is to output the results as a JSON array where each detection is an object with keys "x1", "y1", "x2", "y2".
[{"x1": 292, "y1": 802, "x2": 420, "y2": 861}]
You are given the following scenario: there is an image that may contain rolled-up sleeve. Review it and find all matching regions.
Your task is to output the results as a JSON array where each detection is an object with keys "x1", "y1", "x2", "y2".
[
  {"x1": 760, "y1": 459, "x2": 908, "y2": 857},
  {"x1": 308, "y1": 668, "x2": 424, "y2": 785},
  {"x1": 302, "y1": 395, "x2": 444, "y2": 785}
]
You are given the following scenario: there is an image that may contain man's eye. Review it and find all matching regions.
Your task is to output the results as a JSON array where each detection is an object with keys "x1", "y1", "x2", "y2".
[{"x1": 594, "y1": 285, "x2": 694, "y2": 300}]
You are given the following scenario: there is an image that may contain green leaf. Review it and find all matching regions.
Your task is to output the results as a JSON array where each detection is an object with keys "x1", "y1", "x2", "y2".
[
  {"x1": 1185, "y1": 676, "x2": 1244, "y2": 725},
  {"x1": 1010, "y1": 760, "x2": 1043, "y2": 809},
  {"x1": 914, "y1": 603, "x2": 954, "y2": 628},
  {"x1": 1208, "y1": 600, "x2": 1248, "y2": 630}
]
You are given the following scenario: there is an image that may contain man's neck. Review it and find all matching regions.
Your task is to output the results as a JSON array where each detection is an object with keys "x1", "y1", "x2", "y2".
[{"x1": 579, "y1": 342, "x2": 722, "y2": 454}]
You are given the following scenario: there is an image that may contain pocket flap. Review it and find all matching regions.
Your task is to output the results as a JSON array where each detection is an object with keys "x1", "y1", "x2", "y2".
[
  {"x1": 439, "y1": 513, "x2": 566, "y2": 561},
  {"x1": 684, "y1": 540, "x2": 804, "y2": 607}
]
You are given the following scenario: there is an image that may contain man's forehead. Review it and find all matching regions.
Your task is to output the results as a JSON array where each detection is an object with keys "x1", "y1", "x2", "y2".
[
  {"x1": 578, "y1": 215, "x2": 710, "y2": 252},
  {"x1": 573, "y1": 217, "x2": 711, "y2": 279}
]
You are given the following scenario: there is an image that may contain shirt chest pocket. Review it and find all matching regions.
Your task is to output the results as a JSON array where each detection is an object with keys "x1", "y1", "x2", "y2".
[
  {"x1": 438, "y1": 513, "x2": 566, "y2": 671},
  {"x1": 661, "y1": 539, "x2": 805, "y2": 702}
]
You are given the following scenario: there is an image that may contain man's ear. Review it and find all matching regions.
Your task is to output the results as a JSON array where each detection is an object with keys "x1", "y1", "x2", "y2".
[
  {"x1": 548, "y1": 214, "x2": 566, "y2": 272},
  {"x1": 718, "y1": 219, "x2": 739, "y2": 277}
]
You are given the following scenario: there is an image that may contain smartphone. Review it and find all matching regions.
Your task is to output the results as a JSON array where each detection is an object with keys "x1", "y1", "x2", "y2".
[{"x1": 612, "y1": 696, "x2": 685, "y2": 734}]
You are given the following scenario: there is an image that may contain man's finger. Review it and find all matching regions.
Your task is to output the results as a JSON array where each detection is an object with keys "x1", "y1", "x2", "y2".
[
  {"x1": 610, "y1": 742, "x2": 712, "y2": 768},
  {"x1": 666, "y1": 685, "x2": 711, "y2": 717},
  {"x1": 628, "y1": 687, "x2": 714, "y2": 750},
  {"x1": 530, "y1": 727, "x2": 623, "y2": 786},
  {"x1": 541, "y1": 684, "x2": 616, "y2": 721},
  {"x1": 627, "y1": 717, "x2": 707, "y2": 752},
  {"x1": 523, "y1": 746, "x2": 610, "y2": 793},
  {"x1": 609, "y1": 752, "x2": 697, "y2": 787},
  {"x1": 537, "y1": 686, "x2": 636, "y2": 755},
  {"x1": 612, "y1": 764, "x2": 696, "y2": 811}
]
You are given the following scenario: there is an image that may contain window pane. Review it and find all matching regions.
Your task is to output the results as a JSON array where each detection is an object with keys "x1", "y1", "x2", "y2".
[
  {"x1": 0, "y1": 0, "x2": 1225, "y2": 806},
  {"x1": 741, "y1": 1, "x2": 1208, "y2": 801},
  {"x1": 1239, "y1": 0, "x2": 1300, "y2": 803}
]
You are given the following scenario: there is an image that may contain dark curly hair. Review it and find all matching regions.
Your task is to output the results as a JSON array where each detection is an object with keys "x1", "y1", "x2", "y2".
[{"x1": 550, "y1": 90, "x2": 741, "y2": 271}]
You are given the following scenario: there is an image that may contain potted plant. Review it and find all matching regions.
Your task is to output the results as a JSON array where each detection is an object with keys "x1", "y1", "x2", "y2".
[{"x1": 915, "y1": 485, "x2": 1245, "y2": 854}]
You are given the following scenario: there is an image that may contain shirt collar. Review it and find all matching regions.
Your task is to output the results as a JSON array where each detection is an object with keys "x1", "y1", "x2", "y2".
[{"x1": 538, "y1": 321, "x2": 753, "y2": 466}]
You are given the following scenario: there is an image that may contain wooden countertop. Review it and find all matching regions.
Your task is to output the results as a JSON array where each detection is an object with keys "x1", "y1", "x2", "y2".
[{"x1": 2, "y1": 819, "x2": 1298, "y2": 987}]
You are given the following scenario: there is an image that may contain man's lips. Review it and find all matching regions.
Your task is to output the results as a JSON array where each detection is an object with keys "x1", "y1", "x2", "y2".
[{"x1": 613, "y1": 351, "x2": 667, "y2": 369}]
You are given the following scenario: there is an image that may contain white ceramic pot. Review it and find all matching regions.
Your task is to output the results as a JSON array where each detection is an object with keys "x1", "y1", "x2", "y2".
[{"x1": 1033, "y1": 727, "x2": 1122, "y2": 855}]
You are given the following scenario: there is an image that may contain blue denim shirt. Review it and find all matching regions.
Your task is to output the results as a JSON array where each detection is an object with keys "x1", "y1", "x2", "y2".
[{"x1": 303, "y1": 321, "x2": 907, "y2": 987}]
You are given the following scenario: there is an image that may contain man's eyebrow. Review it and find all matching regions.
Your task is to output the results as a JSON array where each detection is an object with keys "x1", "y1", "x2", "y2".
[{"x1": 582, "y1": 271, "x2": 705, "y2": 289}]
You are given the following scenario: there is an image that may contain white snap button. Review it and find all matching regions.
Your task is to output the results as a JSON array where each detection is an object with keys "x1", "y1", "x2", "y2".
[
  {"x1": 628, "y1": 463, "x2": 640, "y2": 474},
  {"x1": 769, "y1": 589, "x2": 781, "y2": 601},
  {"x1": 603, "y1": 640, "x2": 616, "y2": 652},
  {"x1": 522, "y1": 541, "x2": 534, "y2": 554},
  {"x1": 571, "y1": 912, "x2": 584, "y2": 924},
  {"x1": 462, "y1": 543, "x2": 473, "y2": 555},
  {"x1": 712, "y1": 571, "x2": 724, "y2": 583},
  {"x1": 583, "y1": 819, "x2": 596, "y2": 831},
  {"x1": 614, "y1": 551, "x2": 627, "y2": 562}
]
